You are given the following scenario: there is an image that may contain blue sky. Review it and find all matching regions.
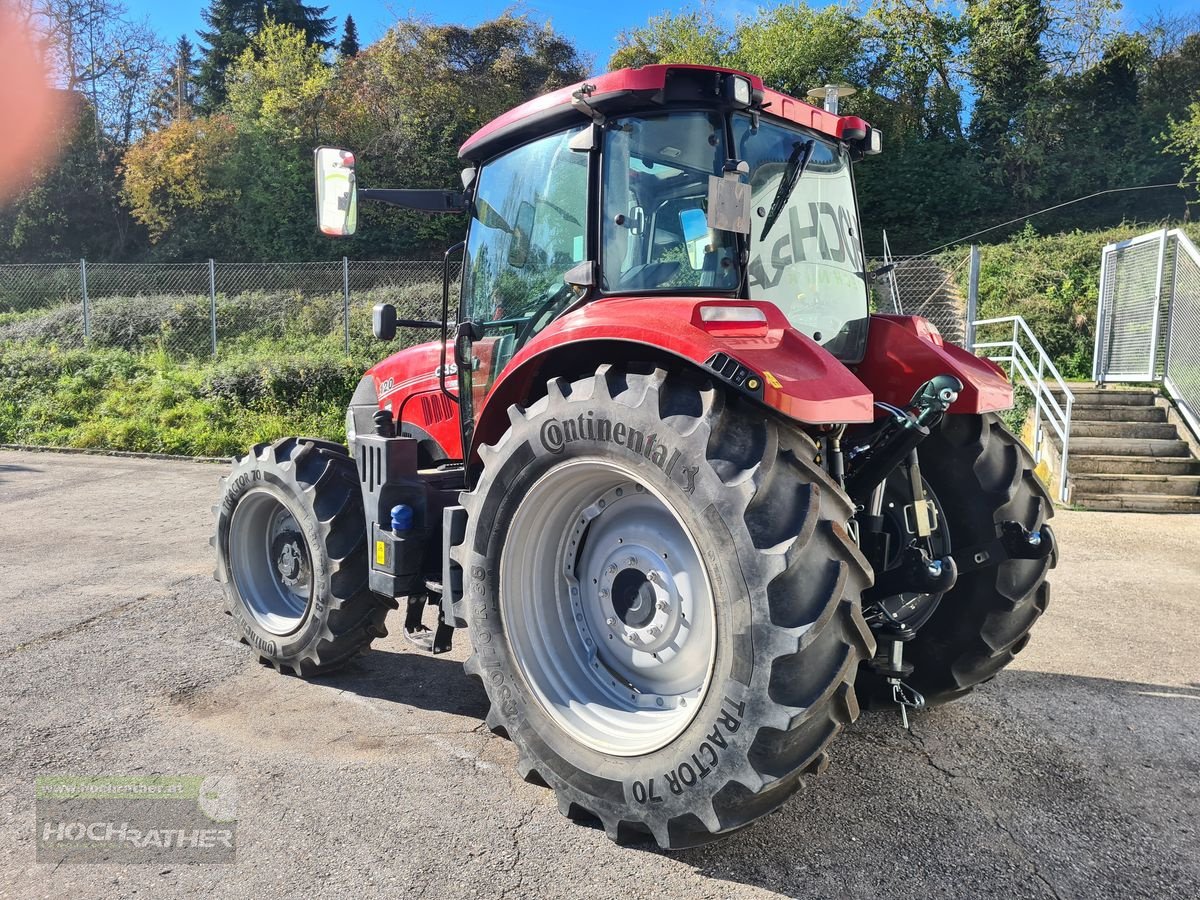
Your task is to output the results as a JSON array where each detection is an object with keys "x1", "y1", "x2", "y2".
[{"x1": 125, "y1": 1, "x2": 1200, "y2": 75}]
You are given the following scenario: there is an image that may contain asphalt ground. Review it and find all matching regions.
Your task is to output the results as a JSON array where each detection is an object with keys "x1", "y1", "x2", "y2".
[{"x1": 1, "y1": 448, "x2": 1197, "y2": 899}]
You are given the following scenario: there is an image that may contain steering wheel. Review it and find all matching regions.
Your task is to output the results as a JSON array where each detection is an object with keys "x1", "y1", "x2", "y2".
[
  {"x1": 616, "y1": 260, "x2": 681, "y2": 290},
  {"x1": 515, "y1": 283, "x2": 575, "y2": 346}
]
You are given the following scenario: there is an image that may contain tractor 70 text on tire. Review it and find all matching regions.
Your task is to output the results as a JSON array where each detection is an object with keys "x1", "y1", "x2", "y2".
[{"x1": 214, "y1": 64, "x2": 1056, "y2": 849}]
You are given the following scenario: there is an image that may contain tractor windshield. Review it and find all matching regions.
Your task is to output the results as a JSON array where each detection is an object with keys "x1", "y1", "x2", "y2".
[{"x1": 734, "y1": 115, "x2": 870, "y2": 360}]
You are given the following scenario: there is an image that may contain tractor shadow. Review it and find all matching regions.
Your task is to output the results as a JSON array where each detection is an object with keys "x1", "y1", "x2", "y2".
[
  {"x1": 0, "y1": 461, "x2": 40, "y2": 485},
  {"x1": 314, "y1": 651, "x2": 1200, "y2": 896},
  {"x1": 314, "y1": 646, "x2": 490, "y2": 721}
]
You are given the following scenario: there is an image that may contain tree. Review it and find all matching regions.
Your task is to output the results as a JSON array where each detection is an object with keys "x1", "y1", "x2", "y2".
[
  {"x1": 149, "y1": 35, "x2": 197, "y2": 129},
  {"x1": 0, "y1": 1, "x2": 162, "y2": 261},
  {"x1": 328, "y1": 13, "x2": 588, "y2": 257},
  {"x1": 966, "y1": 0, "x2": 1052, "y2": 207},
  {"x1": 1164, "y1": 101, "x2": 1200, "y2": 214},
  {"x1": 339, "y1": 15, "x2": 359, "y2": 57},
  {"x1": 24, "y1": 0, "x2": 165, "y2": 149},
  {"x1": 121, "y1": 114, "x2": 238, "y2": 256},
  {"x1": 196, "y1": 0, "x2": 334, "y2": 110},
  {"x1": 610, "y1": 3, "x2": 730, "y2": 69},
  {"x1": 0, "y1": 97, "x2": 139, "y2": 261},
  {"x1": 225, "y1": 20, "x2": 331, "y2": 142},
  {"x1": 195, "y1": 0, "x2": 260, "y2": 111}
]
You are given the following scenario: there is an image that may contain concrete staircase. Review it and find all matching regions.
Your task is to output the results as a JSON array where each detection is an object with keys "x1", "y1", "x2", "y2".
[{"x1": 1065, "y1": 386, "x2": 1200, "y2": 513}]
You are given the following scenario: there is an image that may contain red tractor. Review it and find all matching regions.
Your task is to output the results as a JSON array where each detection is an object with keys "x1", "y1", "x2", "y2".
[{"x1": 214, "y1": 65, "x2": 1055, "y2": 848}]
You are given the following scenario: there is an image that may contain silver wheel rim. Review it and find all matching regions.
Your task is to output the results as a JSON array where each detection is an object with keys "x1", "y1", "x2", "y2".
[
  {"x1": 500, "y1": 459, "x2": 716, "y2": 756},
  {"x1": 228, "y1": 488, "x2": 313, "y2": 635}
]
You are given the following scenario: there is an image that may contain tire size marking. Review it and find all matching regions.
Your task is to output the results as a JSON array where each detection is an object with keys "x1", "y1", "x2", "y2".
[
  {"x1": 538, "y1": 413, "x2": 699, "y2": 493},
  {"x1": 470, "y1": 564, "x2": 518, "y2": 719},
  {"x1": 220, "y1": 470, "x2": 262, "y2": 512},
  {"x1": 632, "y1": 697, "x2": 745, "y2": 804}
]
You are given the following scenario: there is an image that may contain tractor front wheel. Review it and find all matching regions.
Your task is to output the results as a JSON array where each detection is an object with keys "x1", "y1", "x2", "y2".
[
  {"x1": 453, "y1": 366, "x2": 873, "y2": 848},
  {"x1": 213, "y1": 437, "x2": 394, "y2": 675}
]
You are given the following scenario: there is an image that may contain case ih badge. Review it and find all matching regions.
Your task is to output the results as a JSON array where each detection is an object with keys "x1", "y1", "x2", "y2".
[{"x1": 215, "y1": 64, "x2": 1056, "y2": 849}]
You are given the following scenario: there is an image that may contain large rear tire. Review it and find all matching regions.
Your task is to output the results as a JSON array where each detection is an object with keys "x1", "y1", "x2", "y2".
[
  {"x1": 860, "y1": 413, "x2": 1054, "y2": 707},
  {"x1": 213, "y1": 437, "x2": 394, "y2": 675},
  {"x1": 452, "y1": 366, "x2": 873, "y2": 848}
]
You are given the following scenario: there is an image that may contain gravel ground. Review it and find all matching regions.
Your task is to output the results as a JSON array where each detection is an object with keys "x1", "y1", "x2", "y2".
[{"x1": 1, "y1": 448, "x2": 1197, "y2": 899}]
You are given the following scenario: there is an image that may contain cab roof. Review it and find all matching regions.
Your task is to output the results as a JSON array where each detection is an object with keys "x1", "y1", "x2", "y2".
[{"x1": 459, "y1": 64, "x2": 872, "y2": 163}]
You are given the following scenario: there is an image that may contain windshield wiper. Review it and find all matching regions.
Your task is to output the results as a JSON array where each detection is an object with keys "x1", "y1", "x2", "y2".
[{"x1": 759, "y1": 139, "x2": 815, "y2": 242}]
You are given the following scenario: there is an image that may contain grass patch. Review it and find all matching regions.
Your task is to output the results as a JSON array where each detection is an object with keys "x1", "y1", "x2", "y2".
[{"x1": 0, "y1": 341, "x2": 368, "y2": 457}]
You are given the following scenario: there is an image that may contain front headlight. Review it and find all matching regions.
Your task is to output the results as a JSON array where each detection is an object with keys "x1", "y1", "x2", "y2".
[{"x1": 345, "y1": 407, "x2": 356, "y2": 446}]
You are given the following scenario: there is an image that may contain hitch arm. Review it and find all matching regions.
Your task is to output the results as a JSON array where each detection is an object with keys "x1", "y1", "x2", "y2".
[{"x1": 955, "y1": 521, "x2": 1056, "y2": 575}]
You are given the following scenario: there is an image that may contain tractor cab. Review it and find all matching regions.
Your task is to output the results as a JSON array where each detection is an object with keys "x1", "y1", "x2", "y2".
[
  {"x1": 461, "y1": 93, "x2": 874, "y2": 368},
  {"x1": 315, "y1": 65, "x2": 885, "y2": 460}
]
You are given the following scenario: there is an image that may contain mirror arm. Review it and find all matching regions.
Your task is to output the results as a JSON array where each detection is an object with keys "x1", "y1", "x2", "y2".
[{"x1": 359, "y1": 188, "x2": 467, "y2": 214}]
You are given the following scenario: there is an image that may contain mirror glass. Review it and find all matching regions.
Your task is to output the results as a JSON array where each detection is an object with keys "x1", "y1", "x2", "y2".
[
  {"x1": 679, "y1": 207, "x2": 709, "y2": 269},
  {"x1": 314, "y1": 147, "x2": 357, "y2": 237}
]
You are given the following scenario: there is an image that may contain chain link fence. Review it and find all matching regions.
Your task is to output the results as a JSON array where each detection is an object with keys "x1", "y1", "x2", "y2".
[
  {"x1": 871, "y1": 246, "x2": 971, "y2": 345},
  {"x1": 3, "y1": 251, "x2": 976, "y2": 358},
  {"x1": 0, "y1": 259, "x2": 448, "y2": 357}
]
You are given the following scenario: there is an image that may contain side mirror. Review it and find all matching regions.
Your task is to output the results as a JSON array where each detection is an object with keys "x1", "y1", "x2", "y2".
[
  {"x1": 373, "y1": 302, "x2": 396, "y2": 341},
  {"x1": 372, "y1": 303, "x2": 442, "y2": 341},
  {"x1": 314, "y1": 147, "x2": 358, "y2": 237}
]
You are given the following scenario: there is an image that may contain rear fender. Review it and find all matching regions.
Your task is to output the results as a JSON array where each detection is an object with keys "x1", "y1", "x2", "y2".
[
  {"x1": 853, "y1": 315, "x2": 1012, "y2": 413},
  {"x1": 473, "y1": 297, "x2": 873, "y2": 453}
]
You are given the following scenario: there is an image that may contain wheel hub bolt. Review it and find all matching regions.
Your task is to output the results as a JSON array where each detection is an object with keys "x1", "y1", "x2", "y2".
[
  {"x1": 649, "y1": 626, "x2": 661, "y2": 637},
  {"x1": 657, "y1": 599, "x2": 670, "y2": 612},
  {"x1": 605, "y1": 617, "x2": 615, "y2": 626},
  {"x1": 626, "y1": 557, "x2": 637, "y2": 568},
  {"x1": 606, "y1": 564, "x2": 618, "y2": 576}
]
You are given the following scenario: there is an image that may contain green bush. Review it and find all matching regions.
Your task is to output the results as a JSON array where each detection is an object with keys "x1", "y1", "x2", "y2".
[
  {"x1": 0, "y1": 341, "x2": 358, "y2": 457},
  {"x1": 949, "y1": 221, "x2": 1200, "y2": 379}
]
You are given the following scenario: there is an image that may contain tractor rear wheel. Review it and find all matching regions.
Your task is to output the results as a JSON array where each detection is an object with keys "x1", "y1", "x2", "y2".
[
  {"x1": 859, "y1": 413, "x2": 1055, "y2": 707},
  {"x1": 452, "y1": 365, "x2": 873, "y2": 848},
  {"x1": 213, "y1": 437, "x2": 394, "y2": 675}
]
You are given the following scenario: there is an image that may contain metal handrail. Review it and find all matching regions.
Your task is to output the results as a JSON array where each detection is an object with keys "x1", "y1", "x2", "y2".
[{"x1": 970, "y1": 315, "x2": 1075, "y2": 502}]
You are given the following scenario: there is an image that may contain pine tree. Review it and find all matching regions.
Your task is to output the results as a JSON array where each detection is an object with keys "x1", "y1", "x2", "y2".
[
  {"x1": 196, "y1": 0, "x2": 336, "y2": 111},
  {"x1": 150, "y1": 35, "x2": 197, "y2": 129},
  {"x1": 271, "y1": 1, "x2": 336, "y2": 49},
  {"x1": 339, "y1": 15, "x2": 360, "y2": 57},
  {"x1": 196, "y1": 0, "x2": 260, "y2": 112}
]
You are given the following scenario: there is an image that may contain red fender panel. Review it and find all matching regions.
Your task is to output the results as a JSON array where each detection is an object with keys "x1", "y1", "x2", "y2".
[
  {"x1": 366, "y1": 339, "x2": 464, "y2": 458},
  {"x1": 474, "y1": 297, "x2": 874, "y2": 451},
  {"x1": 854, "y1": 315, "x2": 1012, "y2": 413}
]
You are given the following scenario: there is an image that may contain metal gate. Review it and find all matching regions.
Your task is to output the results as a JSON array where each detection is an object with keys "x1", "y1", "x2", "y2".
[
  {"x1": 1093, "y1": 229, "x2": 1169, "y2": 382},
  {"x1": 1094, "y1": 227, "x2": 1200, "y2": 439}
]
